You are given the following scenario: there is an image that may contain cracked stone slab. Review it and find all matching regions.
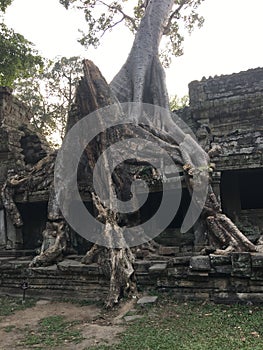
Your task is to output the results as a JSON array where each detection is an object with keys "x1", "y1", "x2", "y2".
[
  {"x1": 124, "y1": 315, "x2": 144, "y2": 322},
  {"x1": 137, "y1": 296, "x2": 158, "y2": 305}
]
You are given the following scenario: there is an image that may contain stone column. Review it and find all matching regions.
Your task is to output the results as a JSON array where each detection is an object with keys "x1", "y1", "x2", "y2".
[
  {"x1": 6, "y1": 213, "x2": 23, "y2": 250},
  {"x1": 0, "y1": 209, "x2": 6, "y2": 247},
  {"x1": 212, "y1": 171, "x2": 221, "y2": 206}
]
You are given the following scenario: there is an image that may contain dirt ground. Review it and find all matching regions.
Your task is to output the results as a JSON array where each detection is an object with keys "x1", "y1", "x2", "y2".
[{"x1": 0, "y1": 299, "x2": 136, "y2": 350}]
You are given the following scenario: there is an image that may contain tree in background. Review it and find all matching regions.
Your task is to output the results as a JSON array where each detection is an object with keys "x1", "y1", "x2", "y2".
[
  {"x1": 0, "y1": 1, "x2": 43, "y2": 86},
  {"x1": 0, "y1": 0, "x2": 13, "y2": 12},
  {"x1": 14, "y1": 56, "x2": 83, "y2": 146},
  {"x1": 0, "y1": 0, "x2": 83, "y2": 143},
  {"x1": 170, "y1": 94, "x2": 189, "y2": 111}
]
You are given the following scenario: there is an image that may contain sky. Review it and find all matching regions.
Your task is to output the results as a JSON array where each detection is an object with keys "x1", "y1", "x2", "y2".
[{"x1": 4, "y1": 0, "x2": 263, "y2": 98}]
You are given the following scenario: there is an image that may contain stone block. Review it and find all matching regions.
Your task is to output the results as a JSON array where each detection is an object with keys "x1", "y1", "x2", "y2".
[
  {"x1": 251, "y1": 253, "x2": 263, "y2": 268},
  {"x1": 189, "y1": 256, "x2": 211, "y2": 271},
  {"x1": 137, "y1": 296, "x2": 158, "y2": 305},
  {"x1": 0, "y1": 210, "x2": 6, "y2": 247},
  {"x1": 5, "y1": 214, "x2": 19, "y2": 249},
  {"x1": 124, "y1": 315, "x2": 144, "y2": 322},
  {"x1": 231, "y1": 253, "x2": 251, "y2": 277},
  {"x1": 57, "y1": 260, "x2": 100, "y2": 274},
  {"x1": 170, "y1": 256, "x2": 191, "y2": 266},
  {"x1": 213, "y1": 278, "x2": 229, "y2": 291},
  {"x1": 149, "y1": 263, "x2": 167, "y2": 274},
  {"x1": 158, "y1": 246, "x2": 179, "y2": 256},
  {"x1": 167, "y1": 266, "x2": 187, "y2": 278},
  {"x1": 213, "y1": 265, "x2": 232, "y2": 275},
  {"x1": 210, "y1": 254, "x2": 231, "y2": 266}
]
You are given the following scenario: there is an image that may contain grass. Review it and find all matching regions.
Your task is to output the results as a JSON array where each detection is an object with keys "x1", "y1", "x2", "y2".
[
  {"x1": 0, "y1": 295, "x2": 36, "y2": 316},
  {"x1": 0, "y1": 295, "x2": 263, "y2": 349},
  {"x1": 0, "y1": 297, "x2": 84, "y2": 349},
  {"x1": 22, "y1": 315, "x2": 84, "y2": 349},
  {"x1": 88, "y1": 297, "x2": 263, "y2": 350},
  {"x1": 3, "y1": 324, "x2": 16, "y2": 332}
]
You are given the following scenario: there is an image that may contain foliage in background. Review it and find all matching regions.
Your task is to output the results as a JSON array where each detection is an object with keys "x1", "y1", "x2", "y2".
[
  {"x1": 0, "y1": 1, "x2": 43, "y2": 86},
  {"x1": 0, "y1": 0, "x2": 13, "y2": 13},
  {"x1": 170, "y1": 94, "x2": 189, "y2": 110},
  {"x1": 14, "y1": 56, "x2": 83, "y2": 145},
  {"x1": 0, "y1": 22, "x2": 43, "y2": 86},
  {"x1": 0, "y1": 0, "x2": 82, "y2": 143},
  {"x1": 59, "y1": 0, "x2": 205, "y2": 67}
]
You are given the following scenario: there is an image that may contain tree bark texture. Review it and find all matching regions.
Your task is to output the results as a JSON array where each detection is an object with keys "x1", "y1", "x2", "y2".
[{"x1": 110, "y1": 0, "x2": 174, "y2": 109}]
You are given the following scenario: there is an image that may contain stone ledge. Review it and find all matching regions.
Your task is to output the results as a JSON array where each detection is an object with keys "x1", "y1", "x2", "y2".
[{"x1": 1, "y1": 253, "x2": 263, "y2": 304}]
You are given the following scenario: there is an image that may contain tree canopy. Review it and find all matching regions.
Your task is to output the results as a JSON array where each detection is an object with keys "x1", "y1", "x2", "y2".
[
  {"x1": 60, "y1": 0, "x2": 205, "y2": 67},
  {"x1": 0, "y1": 1, "x2": 43, "y2": 86},
  {"x1": 14, "y1": 56, "x2": 83, "y2": 145},
  {"x1": 0, "y1": 0, "x2": 13, "y2": 13}
]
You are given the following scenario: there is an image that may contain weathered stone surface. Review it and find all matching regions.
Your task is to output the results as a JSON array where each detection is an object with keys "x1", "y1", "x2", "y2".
[
  {"x1": 158, "y1": 246, "x2": 180, "y2": 256},
  {"x1": 178, "y1": 68, "x2": 263, "y2": 243},
  {"x1": 169, "y1": 256, "x2": 191, "y2": 266},
  {"x1": 124, "y1": 315, "x2": 144, "y2": 322},
  {"x1": 0, "y1": 87, "x2": 50, "y2": 252},
  {"x1": 167, "y1": 266, "x2": 187, "y2": 277},
  {"x1": 251, "y1": 253, "x2": 263, "y2": 268},
  {"x1": 1, "y1": 254, "x2": 263, "y2": 303},
  {"x1": 5, "y1": 214, "x2": 19, "y2": 249},
  {"x1": 137, "y1": 296, "x2": 158, "y2": 305},
  {"x1": 57, "y1": 260, "x2": 100, "y2": 275},
  {"x1": 149, "y1": 263, "x2": 167, "y2": 274},
  {"x1": 210, "y1": 254, "x2": 231, "y2": 266},
  {"x1": 190, "y1": 256, "x2": 211, "y2": 271},
  {"x1": 0, "y1": 210, "x2": 6, "y2": 247},
  {"x1": 184, "y1": 68, "x2": 263, "y2": 170},
  {"x1": 213, "y1": 265, "x2": 233, "y2": 275},
  {"x1": 231, "y1": 253, "x2": 252, "y2": 277},
  {"x1": 30, "y1": 264, "x2": 58, "y2": 272}
]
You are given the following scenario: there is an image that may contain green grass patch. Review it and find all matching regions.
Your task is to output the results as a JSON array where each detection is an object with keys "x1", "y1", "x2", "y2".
[
  {"x1": 88, "y1": 298, "x2": 263, "y2": 350},
  {"x1": 0, "y1": 296, "x2": 36, "y2": 316},
  {"x1": 3, "y1": 324, "x2": 16, "y2": 332},
  {"x1": 22, "y1": 315, "x2": 84, "y2": 349}
]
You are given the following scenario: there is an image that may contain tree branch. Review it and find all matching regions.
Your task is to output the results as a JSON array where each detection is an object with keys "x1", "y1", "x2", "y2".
[
  {"x1": 101, "y1": 16, "x2": 126, "y2": 38},
  {"x1": 163, "y1": 0, "x2": 188, "y2": 35},
  {"x1": 97, "y1": 0, "x2": 138, "y2": 31}
]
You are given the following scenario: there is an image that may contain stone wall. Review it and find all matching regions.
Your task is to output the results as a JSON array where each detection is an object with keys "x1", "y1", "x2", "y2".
[
  {"x1": 187, "y1": 67, "x2": 263, "y2": 171},
  {"x1": 178, "y1": 68, "x2": 263, "y2": 239},
  {"x1": 0, "y1": 87, "x2": 49, "y2": 188},
  {"x1": 0, "y1": 87, "x2": 50, "y2": 250},
  {"x1": 1, "y1": 253, "x2": 263, "y2": 304}
]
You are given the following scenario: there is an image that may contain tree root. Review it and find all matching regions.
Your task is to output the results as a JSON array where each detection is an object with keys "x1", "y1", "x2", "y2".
[{"x1": 29, "y1": 221, "x2": 68, "y2": 267}]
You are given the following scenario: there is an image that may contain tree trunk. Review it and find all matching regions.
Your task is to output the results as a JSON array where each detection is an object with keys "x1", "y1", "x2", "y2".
[{"x1": 110, "y1": 0, "x2": 174, "y2": 109}]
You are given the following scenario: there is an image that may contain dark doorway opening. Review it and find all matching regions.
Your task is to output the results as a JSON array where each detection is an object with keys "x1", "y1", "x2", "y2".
[{"x1": 17, "y1": 202, "x2": 48, "y2": 250}]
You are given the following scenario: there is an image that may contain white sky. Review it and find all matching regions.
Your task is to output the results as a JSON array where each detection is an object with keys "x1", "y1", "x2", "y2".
[{"x1": 4, "y1": 0, "x2": 263, "y2": 98}]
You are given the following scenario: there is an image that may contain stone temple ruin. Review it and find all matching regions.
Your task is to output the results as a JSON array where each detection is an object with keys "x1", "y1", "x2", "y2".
[{"x1": 0, "y1": 67, "x2": 262, "y2": 303}]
